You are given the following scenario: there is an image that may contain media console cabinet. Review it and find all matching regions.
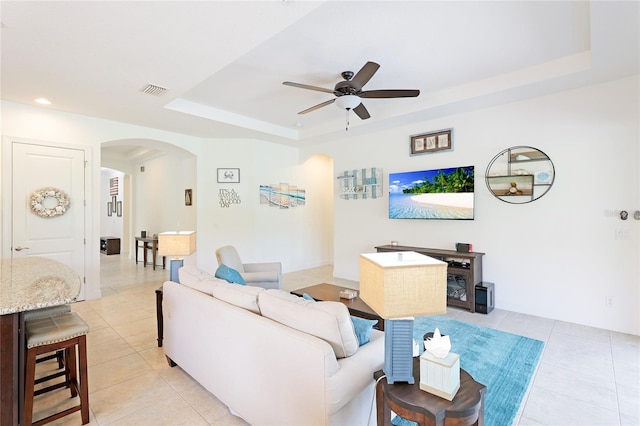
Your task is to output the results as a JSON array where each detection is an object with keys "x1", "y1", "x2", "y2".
[
  {"x1": 375, "y1": 245, "x2": 484, "y2": 313},
  {"x1": 100, "y1": 236, "x2": 121, "y2": 255}
]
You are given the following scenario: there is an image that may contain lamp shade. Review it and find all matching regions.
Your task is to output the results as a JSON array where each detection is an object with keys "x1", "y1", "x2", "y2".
[
  {"x1": 359, "y1": 251, "x2": 447, "y2": 319},
  {"x1": 157, "y1": 231, "x2": 196, "y2": 257},
  {"x1": 335, "y1": 94, "x2": 361, "y2": 110}
]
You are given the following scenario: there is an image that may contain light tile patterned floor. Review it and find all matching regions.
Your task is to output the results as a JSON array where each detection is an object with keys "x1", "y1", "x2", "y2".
[{"x1": 31, "y1": 255, "x2": 639, "y2": 425}]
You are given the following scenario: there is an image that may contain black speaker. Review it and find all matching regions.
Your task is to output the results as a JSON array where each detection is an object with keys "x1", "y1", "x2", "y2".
[
  {"x1": 456, "y1": 243, "x2": 472, "y2": 253},
  {"x1": 475, "y1": 282, "x2": 495, "y2": 314}
]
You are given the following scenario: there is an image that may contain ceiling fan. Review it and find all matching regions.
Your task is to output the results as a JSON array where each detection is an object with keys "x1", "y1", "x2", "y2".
[{"x1": 283, "y1": 61, "x2": 420, "y2": 121}]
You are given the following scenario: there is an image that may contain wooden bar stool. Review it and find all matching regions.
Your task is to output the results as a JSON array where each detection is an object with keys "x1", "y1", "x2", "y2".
[
  {"x1": 24, "y1": 305, "x2": 72, "y2": 369},
  {"x1": 24, "y1": 312, "x2": 90, "y2": 426}
]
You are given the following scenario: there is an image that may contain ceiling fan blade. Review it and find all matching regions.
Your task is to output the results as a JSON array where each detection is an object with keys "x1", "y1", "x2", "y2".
[
  {"x1": 298, "y1": 98, "x2": 336, "y2": 115},
  {"x1": 283, "y1": 81, "x2": 335, "y2": 94},
  {"x1": 353, "y1": 103, "x2": 370, "y2": 120},
  {"x1": 351, "y1": 61, "x2": 380, "y2": 90},
  {"x1": 359, "y1": 89, "x2": 420, "y2": 98}
]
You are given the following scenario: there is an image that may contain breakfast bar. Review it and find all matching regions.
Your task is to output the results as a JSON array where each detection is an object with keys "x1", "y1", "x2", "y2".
[{"x1": 0, "y1": 257, "x2": 81, "y2": 426}]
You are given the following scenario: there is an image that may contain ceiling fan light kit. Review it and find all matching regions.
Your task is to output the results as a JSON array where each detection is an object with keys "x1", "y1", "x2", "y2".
[
  {"x1": 335, "y1": 95, "x2": 361, "y2": 110},
  {"x1": 283, "y1": 61, "x2": 420, "y2": 125}
]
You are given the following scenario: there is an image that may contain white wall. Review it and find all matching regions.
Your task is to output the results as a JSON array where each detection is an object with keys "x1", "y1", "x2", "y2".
[
  {"x1": 302, "y1": 75, "x2": 640, "y2": 335},
  {"x1": 194, "y1": 139, "x2": 333, "y2": 275}
]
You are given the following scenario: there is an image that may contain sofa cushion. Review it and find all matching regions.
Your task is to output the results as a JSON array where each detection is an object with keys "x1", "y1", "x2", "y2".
[
  {"x1": 211, "y1": 283, "x2": 264, "y2": 314},
  {"x1": 258, "y1": 290, "x2": 359, "y2": 358},
  {"x1": 299, "y1": 292, "x2": 374, "y2": 347},
  {"x1": 178, "y1": 265, "x2": 227, "y2": 294},
  {"x1": 215, "y1": 264, "x2": 246, "y2": 285},
  {"x1": 179, "y1": 265, "x2": 215, "y2": 284}
]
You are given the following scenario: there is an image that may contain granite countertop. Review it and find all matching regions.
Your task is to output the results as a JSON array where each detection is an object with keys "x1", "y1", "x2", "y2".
[{"x1": 0, "y1": 257, "x2": 81, "y2": 315}]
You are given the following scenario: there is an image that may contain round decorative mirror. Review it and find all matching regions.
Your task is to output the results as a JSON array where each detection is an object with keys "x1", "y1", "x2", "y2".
[{"x1": 485, "y1": 146, "x2": 555, "y2": 204}]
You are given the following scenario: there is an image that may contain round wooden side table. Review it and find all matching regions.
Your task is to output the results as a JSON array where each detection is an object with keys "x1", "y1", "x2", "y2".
[{"x1": 374, "y1": 357, "x2": 486, "y2": 426}]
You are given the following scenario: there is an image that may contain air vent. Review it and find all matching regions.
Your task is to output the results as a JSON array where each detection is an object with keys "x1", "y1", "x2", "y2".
[{"x1": 140, "y1": 83, "x2": 168, "y2": 96}]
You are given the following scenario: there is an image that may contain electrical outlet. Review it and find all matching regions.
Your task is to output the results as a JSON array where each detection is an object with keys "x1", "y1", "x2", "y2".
[
  {"x1": 606, "y1": 296, "x2": 614, "y2": 307},
  {"x1": 615, "y1": 229, "x2": 630, "y2": 240}
]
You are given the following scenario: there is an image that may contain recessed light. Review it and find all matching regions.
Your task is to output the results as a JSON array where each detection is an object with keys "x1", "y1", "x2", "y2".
[{"x1": 35, "y1": 98, "x2": 52, "y2": 105}]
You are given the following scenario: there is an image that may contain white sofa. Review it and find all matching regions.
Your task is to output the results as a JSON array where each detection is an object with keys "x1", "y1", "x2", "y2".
[{"x1": 162, "y1": 266, "x2": 384, "y2": 426}]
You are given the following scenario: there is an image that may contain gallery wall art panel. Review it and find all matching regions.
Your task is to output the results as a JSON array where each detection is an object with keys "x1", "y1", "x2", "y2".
[
  {"x1": 259, "y1": 183, "x2": 306, "y2": 209},
  {"x1": 337, "y1": 167, "x2": 382, "y2": 200}
]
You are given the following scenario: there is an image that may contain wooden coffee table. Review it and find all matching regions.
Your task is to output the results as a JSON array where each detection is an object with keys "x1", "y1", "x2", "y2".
[
  {"x1": 291, "y1": 283, "x2": 384, "y2": 330},
  {"x1": 374, "y1": 357, "x2": 486, "y2": 426}
]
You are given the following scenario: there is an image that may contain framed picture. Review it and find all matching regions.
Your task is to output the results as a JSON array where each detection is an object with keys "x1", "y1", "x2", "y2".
[
  {"x1": 185, "y1": 189, "x2": 193, "y2": 206},
  {"x1": 411, "y1": 129, "x2": 453, "y2": 155},
  {"x1": 116, "y1": 201, "x2": 122, "y2": 217},
  {"x1": 217, "y1": 168, "x2": 240, "y2": 183},
  {"x1": 111, "y1": 196, "x2": 117, "y2": 212},
  {"x1": 107, "y1": 202, "x2": 112, "y2": 217}
]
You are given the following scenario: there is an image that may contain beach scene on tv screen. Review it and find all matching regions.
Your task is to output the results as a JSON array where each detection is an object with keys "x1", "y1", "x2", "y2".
[{"x1": 389, "y1": 166, "x2": 474, "y2": 219}]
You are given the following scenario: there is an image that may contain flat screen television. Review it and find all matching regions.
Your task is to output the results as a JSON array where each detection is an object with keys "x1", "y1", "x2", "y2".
[{"x1": 389, "y1": 166, "x2": 474, "y2": 219}]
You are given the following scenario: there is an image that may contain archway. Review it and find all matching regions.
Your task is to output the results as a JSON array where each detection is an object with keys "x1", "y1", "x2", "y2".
[{"x1": 101, "y1": 139, "x2": 197, "y2": 265}]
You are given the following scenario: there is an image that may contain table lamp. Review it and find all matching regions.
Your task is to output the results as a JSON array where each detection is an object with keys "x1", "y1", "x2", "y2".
[
  {"x1": 359, "y1": 251, "x2": 447, "y2": 384},
  {"x1": 158, "y1": 231, "x2": 196, "y2": 283}
]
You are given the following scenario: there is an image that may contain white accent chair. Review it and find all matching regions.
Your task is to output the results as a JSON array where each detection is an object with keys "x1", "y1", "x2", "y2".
[{"x1": 215, "y1": 245, "x2": 282, "y2": 290}]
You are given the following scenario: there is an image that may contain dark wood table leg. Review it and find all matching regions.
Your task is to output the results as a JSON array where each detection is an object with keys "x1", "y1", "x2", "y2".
[
  {"x1": 152, "y1": 240, "x2": 158, "y2": 270},
  {"x1": 155, "y1": 287, "x2": 163, "y2": 347},
  {"x1": 376, "y1": 378, "x2": 392, "y2": 426},
  {"x1": 143, "y1": 242, "x2": 148, "y2": 267}
]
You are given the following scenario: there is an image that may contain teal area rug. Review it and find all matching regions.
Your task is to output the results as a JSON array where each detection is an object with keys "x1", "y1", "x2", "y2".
[{"x1": 392, "y1": 316, "x2": 544, "y2": 426}]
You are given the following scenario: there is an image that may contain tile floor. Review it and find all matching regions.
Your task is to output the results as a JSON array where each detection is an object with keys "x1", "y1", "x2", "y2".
[{"x1": 32, "y1": 255, "x2": 639, "y2": 425}]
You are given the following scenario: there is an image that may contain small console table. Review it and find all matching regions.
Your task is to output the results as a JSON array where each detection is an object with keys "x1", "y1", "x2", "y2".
[
  {"x1": 135, "y1": 236, "x2": 166, "y2": 270},
  {"x1": 375, "y1": 245, "x2": 484, "y2": 313}
]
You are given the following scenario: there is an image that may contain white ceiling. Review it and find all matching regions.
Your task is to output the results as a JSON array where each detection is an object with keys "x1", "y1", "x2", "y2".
[{"x1": 1, "y1": 1, "x2": 638, "y2": 151}]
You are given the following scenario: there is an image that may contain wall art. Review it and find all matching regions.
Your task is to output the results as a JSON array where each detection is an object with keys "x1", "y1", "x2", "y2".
[
  {"x1": 337, "y1": 167, "x2": 382, "y2": 200},
  {"x1": 185, "y1": 189, "x2": 193, "y2": 206},
  {"x1": 109, "y1": 177, "x2": 119, "y2": 195},
  {"x1": 30, "y1": 187, "x2": 70, "y2": 218},
  {"x1": 259, "y1": 183, "x2": 306, "y2": 209},
  {"x1": 219, "y1": 189, "x2": 241, "y2": 208},
  {"x1": 411, "y1": 129, "x2": 452, "y2": 155},
  {"x1": 217, "y1": 168, "x2": 240, "y2": 183},
  {"x1": 116, "y1": 201, "x2": 123, "y2": 217},
  {"x1": 485, "y1": 146, "x2": 555, "y2": 204}
]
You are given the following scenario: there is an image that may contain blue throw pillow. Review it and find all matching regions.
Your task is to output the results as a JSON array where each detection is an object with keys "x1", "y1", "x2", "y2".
[
  {"x1": 214, "y1": 264, "x2": 246, "y2": 285},
  {"x1": 301, "y1": 293, "x2": 315, "y2": 301},
  {"x1": 351, "y1": 316, "x2": 377, "y2": 346}
]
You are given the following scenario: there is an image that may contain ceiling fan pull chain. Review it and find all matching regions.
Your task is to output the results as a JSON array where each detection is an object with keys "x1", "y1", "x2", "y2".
[{"x1": 345, "y1": 109, "x2": 350, "y2": 131}]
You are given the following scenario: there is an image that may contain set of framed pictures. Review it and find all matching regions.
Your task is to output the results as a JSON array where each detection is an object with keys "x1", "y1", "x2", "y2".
[
  {"x1": 410, "y1": 129, "x2": 452, "y2": 155},
  {"x1": 107, "y1": 196, "x2": 122, "y2": 217}
]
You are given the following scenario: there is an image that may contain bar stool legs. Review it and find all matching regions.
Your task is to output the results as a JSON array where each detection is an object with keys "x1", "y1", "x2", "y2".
[{"x1": 24, "y1": 313, "x2": 90, "y2": 426}]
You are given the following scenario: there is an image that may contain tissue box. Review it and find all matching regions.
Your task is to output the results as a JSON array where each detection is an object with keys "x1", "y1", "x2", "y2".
[{"x1": 419, "y1": 351, "x2": 460, "y2": 401}]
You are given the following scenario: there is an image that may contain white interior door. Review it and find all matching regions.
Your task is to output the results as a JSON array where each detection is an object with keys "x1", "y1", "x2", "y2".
[{"x1": 11, "y1": 141, "x2": 86, "y2": 298}]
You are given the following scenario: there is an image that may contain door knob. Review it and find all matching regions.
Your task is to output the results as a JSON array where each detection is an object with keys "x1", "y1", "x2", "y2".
[{"x1": 14, "y1": 246, "x2": 30, "y2": 251}]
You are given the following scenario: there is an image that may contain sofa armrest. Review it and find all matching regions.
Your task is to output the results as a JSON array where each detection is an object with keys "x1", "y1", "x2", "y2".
[
  {"x1": 325, "y1": 330, "x2": 385, "y2": 416},
  {"x1": 242, "y1": 262, "x2": 282, "y2": 289}
]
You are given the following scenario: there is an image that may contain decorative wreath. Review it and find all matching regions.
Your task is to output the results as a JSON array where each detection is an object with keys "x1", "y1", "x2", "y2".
[{"x1": 30, "y1": 187, "x2": 70, "y2": 218}]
